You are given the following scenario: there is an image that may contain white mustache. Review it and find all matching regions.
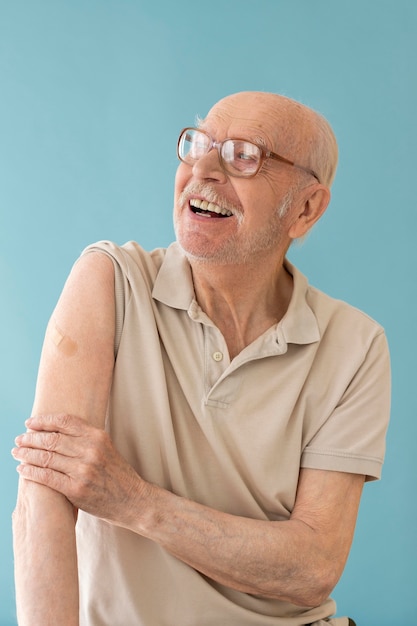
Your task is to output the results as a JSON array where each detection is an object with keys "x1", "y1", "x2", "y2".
[{"x1": 178, "y1": 183, "x2": 242, "y2": 219}]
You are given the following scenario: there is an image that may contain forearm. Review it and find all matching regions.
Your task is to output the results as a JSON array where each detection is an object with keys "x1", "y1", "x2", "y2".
[
  {"x1": 127, "y1": 481, "x2": 332, "y2": 607},
  {"x1": 13, "y1": 480, "x2": 79, "y2": 626},
  {"x1": 13, "y1": 410, "x2": 363, "y2": 611}
]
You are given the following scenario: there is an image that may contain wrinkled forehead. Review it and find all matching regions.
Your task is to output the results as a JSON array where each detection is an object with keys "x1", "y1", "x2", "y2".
[{"x1": 201, "y1": 93, "x2": 300, "y2": 149}]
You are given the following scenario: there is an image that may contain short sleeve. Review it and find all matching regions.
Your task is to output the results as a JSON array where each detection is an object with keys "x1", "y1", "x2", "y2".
[{"x1": 301, "y1": 330, "x2": 391, "y2": 481}]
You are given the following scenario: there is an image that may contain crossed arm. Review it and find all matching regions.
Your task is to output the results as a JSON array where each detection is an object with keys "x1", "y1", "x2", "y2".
[{"x1": 12, "y1": 252, "x2": 365, "y2": 625}]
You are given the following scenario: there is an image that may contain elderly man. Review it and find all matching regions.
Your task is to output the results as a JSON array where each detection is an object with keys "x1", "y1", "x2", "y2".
[{"x1": 12, "y1": 91, "x2": 390, "y2": 626}]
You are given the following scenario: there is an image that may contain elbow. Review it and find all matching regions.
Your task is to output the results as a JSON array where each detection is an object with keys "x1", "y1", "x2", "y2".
[
  {"x1": 290, "y1": 569, "x2": 340, "y2": 608},
  {"x1": 294, "y1": 586, "x2": 333, "y2": 609},
  {"x1": 255, "y1": 569, "x2": 338, "y2": 607}
]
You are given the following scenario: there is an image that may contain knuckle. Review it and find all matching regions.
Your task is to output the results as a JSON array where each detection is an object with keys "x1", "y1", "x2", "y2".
[
  {"x1": 88, "y1": 444, "x2": 103, "y2": 466},
  {"x1": 58, "y1": 413, "x2": 72, "y2": 428},
  {"x1": 45, "y1": 431, "x2": 60, "y2": 451},
  {"x1": 72, "y1": 474, "x2": 93, "y2": 501},
  {"x1": 79, "y1": 462, "x2": 96, "y2": 485},
  {"x1": 40, "y1": 450, "x2": 54, "y2": 468}
]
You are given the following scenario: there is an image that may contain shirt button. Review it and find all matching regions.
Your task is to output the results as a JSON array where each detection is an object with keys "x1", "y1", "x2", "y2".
[{"x1": 212, "y1": 351, "x2": 223, "y2": 362}]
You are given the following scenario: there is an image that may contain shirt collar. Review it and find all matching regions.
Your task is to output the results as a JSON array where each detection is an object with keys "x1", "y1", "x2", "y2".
[
  {"x1": 152, "y1": 243, "x2": 320, "y2": 345},
  {"x1": 280, "y1": 259, "x2": 320, "y2": 345},
  {"x1": 152, "y1": 243, "x2": 195, "y2": 309}
]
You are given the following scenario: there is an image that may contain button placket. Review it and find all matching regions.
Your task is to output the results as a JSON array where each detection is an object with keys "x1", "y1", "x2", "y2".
[{"x1": 203, "y1": 324, "x2": 229, "y2": 393}]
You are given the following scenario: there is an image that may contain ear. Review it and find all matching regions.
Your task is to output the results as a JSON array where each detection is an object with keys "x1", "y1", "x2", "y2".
[{"x1": 288, "y1": 185, "x2": 331, "y2": 240}]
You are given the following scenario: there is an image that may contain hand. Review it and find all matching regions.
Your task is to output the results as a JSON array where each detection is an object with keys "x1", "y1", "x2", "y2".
[{"x1": 12, "y1": 414, "x2": 145, "y2": 528}]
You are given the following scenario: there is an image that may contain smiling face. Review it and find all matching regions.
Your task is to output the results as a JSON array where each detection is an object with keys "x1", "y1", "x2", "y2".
[{"x1": 173, "y1": 92, "x2": 323, "y2": 267}]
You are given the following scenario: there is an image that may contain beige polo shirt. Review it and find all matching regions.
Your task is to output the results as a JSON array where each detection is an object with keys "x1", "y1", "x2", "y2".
[{"x1": 76, "y1": 240, "x2": 391, "y2": 626}]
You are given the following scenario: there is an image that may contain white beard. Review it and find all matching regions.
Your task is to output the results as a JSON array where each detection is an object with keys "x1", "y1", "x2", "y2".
[{"x1": 174, "y1": 185, "x2": 294, "y2": 267}]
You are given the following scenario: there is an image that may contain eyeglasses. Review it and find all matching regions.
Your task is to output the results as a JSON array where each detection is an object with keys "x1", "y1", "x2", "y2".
[{"x1": 177, "y1": 127, "x2": 320, "y2": 182}]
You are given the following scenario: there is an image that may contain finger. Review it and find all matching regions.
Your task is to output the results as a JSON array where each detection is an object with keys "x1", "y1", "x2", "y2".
[
  {"x1": 12, "y1": 445, "x2": 69, "y2": 473},
  {"x1": 25, "y1": 413, "x2": 88, "y2": 436},
  {"x1": 14, "y1": 430, "x2": 78, "y2": 457},
  {"x1": 16, "y1": 459, "x2": 73, "y2": 497},
  {"x1": 15, "y1": 450, "x2": 108, "y2": 516}
]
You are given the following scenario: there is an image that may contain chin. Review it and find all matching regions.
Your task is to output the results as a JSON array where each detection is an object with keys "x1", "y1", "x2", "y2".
[
  {"x1": 177, "y1": 241, "x2": 227, "y2": 266},
  {"x1": 177, "y1": 240, "x2": 266, "y2": 268}
]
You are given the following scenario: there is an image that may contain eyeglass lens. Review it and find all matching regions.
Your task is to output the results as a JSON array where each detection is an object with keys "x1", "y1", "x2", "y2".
[{"x1": 179, "y1": 129, "x2": 262, "y2": 177}]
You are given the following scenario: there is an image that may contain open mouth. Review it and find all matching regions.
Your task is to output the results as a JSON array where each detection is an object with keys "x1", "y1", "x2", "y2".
[{"x1": 190, "y1": 198, "x2": 233, "y2": 218}]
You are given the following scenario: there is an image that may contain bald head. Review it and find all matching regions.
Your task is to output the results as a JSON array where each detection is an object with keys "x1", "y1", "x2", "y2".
[{"x1": 205, "y1": 91, "x2": 338, "y2": 187}]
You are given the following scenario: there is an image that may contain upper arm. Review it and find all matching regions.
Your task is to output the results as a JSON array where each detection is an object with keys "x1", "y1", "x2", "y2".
[
  {"x1": 32, "y1": 251, "x2": 116, "y2": 428},
  {"x1": 290, "y1": 468, "x2": 365, "y2": 593},
  {"x1": 13, "y1": 252, "x2": 116, "y2": 621}
]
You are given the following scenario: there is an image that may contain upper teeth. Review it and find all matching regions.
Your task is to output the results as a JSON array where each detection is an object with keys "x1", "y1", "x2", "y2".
[{"x1": 190, "y1": 198, "x2": 233, "y2": 217}]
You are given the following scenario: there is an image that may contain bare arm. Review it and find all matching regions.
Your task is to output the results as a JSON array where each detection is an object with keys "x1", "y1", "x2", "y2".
[
  {"x1": 14, "y1": 407, "x2": 365, "y2": 607},
  {"x1": 12, "y1": 252, "x2": 115, "y2": 625},
  {"x1": 132, "y1": 466, "x2": 365, "y2": 606}
]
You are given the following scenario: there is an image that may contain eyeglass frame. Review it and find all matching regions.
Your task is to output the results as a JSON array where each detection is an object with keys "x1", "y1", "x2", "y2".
[{"x1": 177, "y1": 127, "x2": 321, "y2": 183}]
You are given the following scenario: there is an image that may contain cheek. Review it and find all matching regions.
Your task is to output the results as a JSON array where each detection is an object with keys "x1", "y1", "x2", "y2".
[
  {"x1": 173, "y1": 165, "x2": 192, "y2": 229},
  {"x1": 174, "y1": 163, "x2": 191, "y2": 201}
]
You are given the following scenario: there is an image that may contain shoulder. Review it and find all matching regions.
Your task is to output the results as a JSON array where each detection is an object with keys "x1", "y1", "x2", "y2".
[
  {"x1": 300, "y1": 274, "x2": 391, "y2": 388},
  {"x1": 308, "y1": 283, "x2": 384, "y2": 329},
  {"x1": 54, "y1": 250, "x2": 116, "y2": 340},
  {"x1": 81, "y1": 240, "x2": 168, "y2": 280},
  {"x1": 285, "y1": 261, "x2": 387, "y2": 354}
]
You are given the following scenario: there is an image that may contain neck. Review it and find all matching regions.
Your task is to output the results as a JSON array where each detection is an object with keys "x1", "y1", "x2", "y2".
[{"x1": 190, "y1": 256, "x2": 293, "y2": 359}]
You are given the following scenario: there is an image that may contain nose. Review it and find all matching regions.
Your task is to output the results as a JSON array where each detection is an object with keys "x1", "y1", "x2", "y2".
[{"x1": 191, "y1": 146, "x2": 228, "y2": 183}]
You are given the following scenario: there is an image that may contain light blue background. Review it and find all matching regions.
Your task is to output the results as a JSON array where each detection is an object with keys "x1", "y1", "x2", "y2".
[{"x1": 1, "y1": 1, "x2": 416, "y2": 624}]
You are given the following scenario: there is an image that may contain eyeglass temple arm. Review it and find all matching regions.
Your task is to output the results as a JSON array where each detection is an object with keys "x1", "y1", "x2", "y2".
[{"x1": 268, "y1": 152, "x2": 320, "y2": 183}]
